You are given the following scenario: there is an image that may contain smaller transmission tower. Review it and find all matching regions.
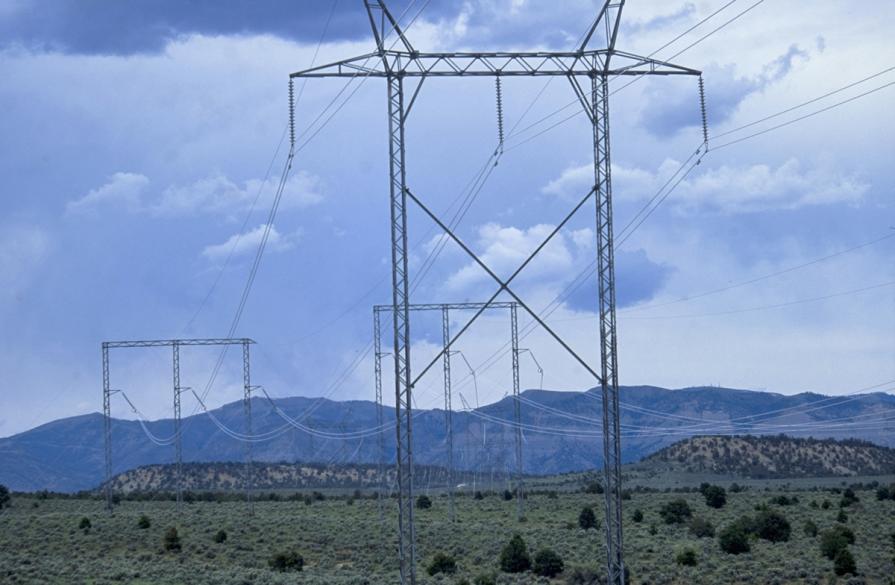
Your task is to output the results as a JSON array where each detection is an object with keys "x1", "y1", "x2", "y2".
[{"x1": 102, "y1": 338, "x2": 255, "y2": 514}]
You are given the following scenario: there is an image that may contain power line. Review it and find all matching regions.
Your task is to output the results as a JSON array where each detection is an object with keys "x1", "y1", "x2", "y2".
[
  {"x1": 622, "y1": 230, "x2": 895, "y2": 313},
  {"x1": 619, "y1": 279, "x2": 895, "y2": 320},
  {"x1": 713, "y1": 80, "x2": 895, "y2": 150}
]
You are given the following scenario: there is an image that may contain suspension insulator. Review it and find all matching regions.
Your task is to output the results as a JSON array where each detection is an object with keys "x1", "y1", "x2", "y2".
[
  {"x1": 698, "y1": 74, "x2": 709, "y2": 151},
  {"x1": 495, "y1": 76, "x2": 505, "y2": 158},
  {"x1": 288, "y1": 78, "x2": 296, "y2": 150}
]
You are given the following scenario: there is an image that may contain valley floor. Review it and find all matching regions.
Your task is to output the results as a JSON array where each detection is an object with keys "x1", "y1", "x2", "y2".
[{"x1": 0, "y1": 481, "x2": 893, "y2": 584}]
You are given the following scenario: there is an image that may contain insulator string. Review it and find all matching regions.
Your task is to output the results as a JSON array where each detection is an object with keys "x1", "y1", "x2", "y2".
[{"x1": 698, "y1": 74, "x2": 709, "y2": 151}]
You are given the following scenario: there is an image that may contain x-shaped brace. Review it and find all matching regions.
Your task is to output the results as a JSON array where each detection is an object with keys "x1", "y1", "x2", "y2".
[{"x1": 406, "y1": 185, "x2": 604, "y2": 388}]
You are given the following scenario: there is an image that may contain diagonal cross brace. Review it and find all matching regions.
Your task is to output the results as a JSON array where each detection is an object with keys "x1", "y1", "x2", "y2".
[{"x1": 405, "y1": 186, "x2": 603, "y2": 389}]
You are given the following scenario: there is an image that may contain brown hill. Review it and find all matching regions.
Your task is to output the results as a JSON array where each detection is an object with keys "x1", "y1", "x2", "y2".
[{"x1": 640, "y1": 434, "x2": 895, "y2": 478}]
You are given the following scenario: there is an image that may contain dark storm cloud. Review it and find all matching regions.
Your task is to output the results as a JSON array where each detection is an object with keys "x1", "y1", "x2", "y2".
[
  {"x1": 0, "y1": 0, "x2": 456, "y2": 55},
  {"x1": 564, "y1": 249, "x2": 673, "y2": 311}
]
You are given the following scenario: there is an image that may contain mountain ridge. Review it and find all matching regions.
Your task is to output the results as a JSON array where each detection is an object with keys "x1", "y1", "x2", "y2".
[{"x1": 1, "y1": 385, "x2": 892, "y2": 492}]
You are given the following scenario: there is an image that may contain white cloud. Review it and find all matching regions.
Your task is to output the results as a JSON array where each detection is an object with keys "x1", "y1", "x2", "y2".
[
  {"x1": 67, "y1": 171, "x2": 322, "y2": 218},
  {"x1": 0, "y1": 225, "x2": 51, "y2": 303},
  {"x1": 153, "y1": 171, "x2": 323, "y2": 217},
  {"x1": 201, "y1": 223, "x2": 299, "y2": 262},
  {"x1": 66, "y1": 172, "x2": 149, "y2": 215},
  {"x1": 446, "y1": 222, "x2": 578, "y2": 291},
  {"x1": 546, "y1": 158, "x2": 869, "y2": 214}
]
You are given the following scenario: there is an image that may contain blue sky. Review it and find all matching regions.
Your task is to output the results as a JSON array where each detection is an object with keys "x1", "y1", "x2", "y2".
[{"x1": 1, "y1": 0, "x2": 893, "y2": 437}]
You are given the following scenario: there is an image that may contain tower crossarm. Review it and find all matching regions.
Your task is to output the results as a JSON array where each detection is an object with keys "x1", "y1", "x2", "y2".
[{"x1": 290, "y1": 50, "x2": 699, "y2": 79}]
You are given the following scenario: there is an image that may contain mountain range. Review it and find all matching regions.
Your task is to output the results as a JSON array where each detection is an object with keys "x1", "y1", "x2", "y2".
[{"x1": 1, "y1": 385, "x2": 892, "y2": 492}]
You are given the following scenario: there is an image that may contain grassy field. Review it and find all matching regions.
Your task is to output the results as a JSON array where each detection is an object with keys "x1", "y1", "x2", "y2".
[{"x1": 1, "y1": 482, "x2": 893, "y2": 585}]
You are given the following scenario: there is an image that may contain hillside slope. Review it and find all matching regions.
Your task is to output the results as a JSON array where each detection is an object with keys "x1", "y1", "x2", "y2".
[
  {"x1": 1, "y1": 385, "x2": 893, "y2": 491},
  {"x1": 640, "y1": 434, "x2": 895, "y2": 478}
]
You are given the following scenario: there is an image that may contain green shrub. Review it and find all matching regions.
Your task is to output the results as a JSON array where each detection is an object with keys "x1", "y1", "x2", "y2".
[
  {"x1": 701, "y1": 484, "x2": 727, "y2": 508},
  {"x1": 426, "y1": 552, "x2": 457, "y2": 576},
  {"x1": 659, "y1": 499, "x2": 692, "y2": 524},
  {"x1": 269, "y1": 550, "x2": 304, "y2": 572},
  {"x1": 584, "y1": 481, "x2": 604, "y2": 494},
  {"x1": 877, "y1": 486, "x2": 892, "y2": 500},
  {"x1": 499, "y1": 534, "x2": 531, "y2": 573},
  {"x1": 137, "y1": 515, "x2": 151, "y2": 529},
  {"x1": 770, "y1": 495, "x2": 797, "y2": 506},
  {"x1": 631, "y1": 509, "x2": 643, "y2": 523},
  {"x1": 533, "y1": 548, "x2": 564, "y2": 577},
  {"x1": 474, "y1": 491, "x2": 484, "y2": 500},
  {"x1": 213, "y1": 529, "x2": 227, "y2": 544},
  {"x1": 754, "y1": 510, "x2": 790, "y2": 542},
  {"x1": 78, "y1": 517, "x2": 91, "y2": 531},
  {"x1": 834, "y1": 547, "x2": 857, "y2": 576},
  {"x1": 719, "y1": 522, "x2": 750, "y2": 554},
  {"x1": 563, "y1": 566, "x2": 601, "y2": 585},
  {"x1": 688, "y1": 516, "x2": 715, "y2": 538},
  {"x1": 502, "y1": 489, "x2": 514, "y2": 501},
  {"x1": 163, "y1": 527, "x2": 181, "y2": 552},
  {"x1": 803, "y1": 519, "x2": 818, "y2": 537},
  {"x1": 415, "y1": 495, "x2": 432, "y2": 509},
  {"x1": 578, "y1": 506, "x2": 598, "y2": 530},
  {"x1": 676, "y1": 547, "x2": 698, "y2": 566},
  {"x1": 820, "y1": 525, "x2": 855, "y2": 560},
  {"x1": 839, "y1": 488, "x2": 859, "y2": 508},
  {"x1": 473, "y1": 572, "x2": 497, "y2": 585},
  {"x1": 0, "y1": 484, "x2": 9, "y2": 509},
  {"x1": 821, "y1": 499, "x2": 831, "y2": 509},
  {"x1": 836, "y1": 509, "x2": 848, "y2": 523}
]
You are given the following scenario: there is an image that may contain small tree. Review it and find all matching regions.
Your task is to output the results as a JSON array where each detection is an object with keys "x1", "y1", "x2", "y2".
[
  {"x1": 533, "y1": 548, "x2": 564, "y2": 577},
  {"x1": 719, "y1": 523, "x2": 750, "y2": 554},
  {"x1": 676, "y1": 547, "x2": 698, "y2": 566},
  {"x1": 631, "y1": 509, "x2": 643, "y2": 523},
  {"x1": 213, "y1": 529, "x2": 227, "y2": 544},
  {"x1": 502, "y1": 489, "x2": 514, "y2": 501},
  {"x1": 137, "y1": 515, "x2": 151, "y2": 529},
  {"x1": 415, "y1": 494, "x2": 432, "y2": 509},
  {"x1": 688, "y1": 516, "x2": 715, "y2": 538},
  {"x1": 578, "y1": 506, "x2": 598, "y2": 530},
  {"x1": 820, "y1": 525, "x2": 855, "y2": 560},
  {"x1": 499, "y1": 534, "x2": 531, "y2": 573},
  {"x1": 0, "y1": 484, "x2": 10, "y2": 509},
  {"x1": 702, "y1": 485, "x2": 727, "y2": 509},
  {"x1": 427, "y1": 552, "x2": 457, "y2": 576},
  {"x1": 836, "y1": 509, "x2": 848, "y2": 523},
  {"x1": 78, "y1": 517, "x2": 91, "y2": 531},
  {"x1": 833, "y1": 548, "x2": 856, "y2": 576},
  {"x1": 659, "y1": 499, "x2": 692, "y2": 524},
  {"x1": 803, "y1": 519, "x2": 818, "y2": 538},
  {"x1": 754, "y1": 510, "x2": 790, "y2": 543},
  {"x1": 163, "y1": 527, "x2": 182, "y2": 552},
  {"x1": 269, "y1": 550, "x2": 304, "y2": 572}
]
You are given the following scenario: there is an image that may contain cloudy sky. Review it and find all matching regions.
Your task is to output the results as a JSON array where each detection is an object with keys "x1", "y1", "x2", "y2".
[{"x1": 1, "y1": 0, "x2": 893, "y2": 437}]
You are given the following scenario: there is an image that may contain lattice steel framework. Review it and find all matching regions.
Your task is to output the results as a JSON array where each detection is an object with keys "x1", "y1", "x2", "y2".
[
  {"x1": 101, "y1": 338, "x2": 254, "y2": 514},
  {"x1": 294, "y1": 2, "x2": 703, "y2": 582},
  {"x1": 373, "y1": 301, "x2": 524, "y2": 528}
]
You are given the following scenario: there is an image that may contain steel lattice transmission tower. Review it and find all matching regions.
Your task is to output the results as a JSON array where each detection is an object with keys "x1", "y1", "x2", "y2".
[
  {"x1": 374, "y1": 301, "x2": 525, "y2": 526},
  {"x1": 102, "y1": 338, "x2": 254, "y2": 514},
  {"x1": 291, "y1": 2, "x2": 703, "y2": 582}
]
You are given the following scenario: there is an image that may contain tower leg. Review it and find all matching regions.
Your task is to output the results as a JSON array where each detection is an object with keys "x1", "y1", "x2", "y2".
[
  {"x1": 373, "y1": 307, "x2": 386, "y2": 523},
  {"x1": 441, "y1": 306, "x2": 455, "y2": 522},
  {"x1": 173, "y1": 341, "x2": 183, "y2": 511},
  {"x1": 387, "y1": 74, "x2": 416, "y2": 585},
  {"x1": 102, "y1": 343, "x2": 113, "y2": 514},
  {"x1": 592, "y1": 74, "x2": 625, "y2": 584},
  {"x1": 510, "y1": 303, "x2": 524, "y2": 521},
  {"x1": 242, "y1": 340, "x2": 254, "y2": 515}
]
